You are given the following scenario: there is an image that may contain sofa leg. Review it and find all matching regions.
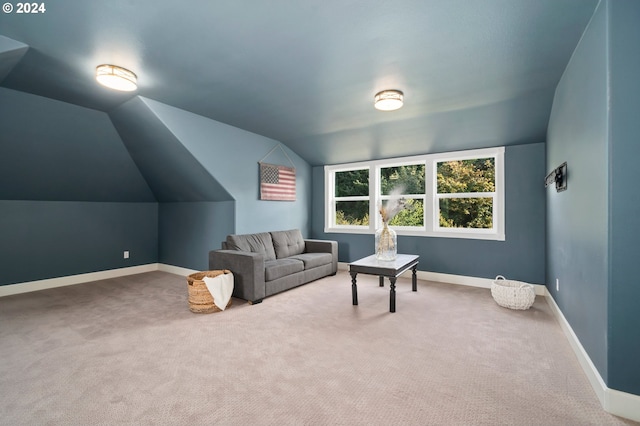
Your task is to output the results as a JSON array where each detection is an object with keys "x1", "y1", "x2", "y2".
[{"x1": 248, "y1": 299, "x2": 263, "y2": 305}]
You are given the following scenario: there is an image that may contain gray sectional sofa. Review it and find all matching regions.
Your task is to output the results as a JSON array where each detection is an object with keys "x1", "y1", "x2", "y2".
[{"x1": 209, "y1": 229, "x2": 338, "y2": 304}]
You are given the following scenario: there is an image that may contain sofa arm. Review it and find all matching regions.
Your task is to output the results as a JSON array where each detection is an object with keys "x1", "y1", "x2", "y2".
[
  {"x1": 209, "y1": 249, "x2": 266, "y2": 303},
  {"x1": 304, "y1": 239, "x2": 338, "y2": 275}
]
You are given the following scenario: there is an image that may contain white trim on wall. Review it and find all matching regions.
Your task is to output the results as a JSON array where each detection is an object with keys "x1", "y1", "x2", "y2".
[
  {"x1": 338, "y1": 262, "x2": 547, "y2": 295},
  {"x1": 0, "y1": 264, "x2": 159, "y2": 297},
  {"x1": 157, "y1": 263, "x2": 199, "y2": 277},
  {"x1": 545, "y1": 292, "x2": 640, "y2": 422},
  {"x1": 0, "y1": 264, "x2": 202, "y2": 298},
  {"x1": 544, "y1": 291, "x2": 607, "y2": 404},
  {"x1": 2, "y1": 262, "x2": 638, "y2": 421}
]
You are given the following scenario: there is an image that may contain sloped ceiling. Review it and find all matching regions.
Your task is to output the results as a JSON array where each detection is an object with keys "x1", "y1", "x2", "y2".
[
  {"x1": 0, "y1": 1, "x2": 598, "y2": 166},
  {"x1": 110, "y1": 97, "x2": 233, "y2": 202},
  {"x1": 0, "y1": 87, "x2": 156, "y2": 202},
  {"x1": 0, "y1": 36, "x2": 27, "y2": 82}
]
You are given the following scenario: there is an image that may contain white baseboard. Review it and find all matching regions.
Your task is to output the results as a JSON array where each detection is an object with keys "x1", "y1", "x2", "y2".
[
  {"x1": 157, "y1": 263, "x2": 199, "y2": 277},
  {"x1": 606, "y1": 388, "x2": 640, "y2": 422},
  {"x1": 545, "y1": 291, "x2": 640, "y2": 422},
  {"x1": 0, "y1": 264, "x2": 160, "y2": 297},
  {"x1": 0, "y1": 263, "x2": 201, "y2": 297},
  {"x1": 544, "y1": 291, "x2": 608, "y2": 405},
  {"x1": 418, "y1": 270, "x2": 549, "y2": 295},
  {"x1": 4, "y1": 262, "x2": 639, "y2": 421},
  {"x1": 337, "y1": 262, "x2": 547, "y2": 295}
]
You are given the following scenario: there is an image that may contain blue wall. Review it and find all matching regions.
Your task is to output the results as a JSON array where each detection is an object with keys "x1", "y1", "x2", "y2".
[
  {"x1": 140, "y1": 98, "x2": 312, "y2": 236},
  {"x1": 547, "y1": 0, "x2": 640, "y2": 396},
  {"x1": 0, "y1": 201, "x2": 158, "y2": 285},
  {"x1": 0, "y1": 90, "x2": 159, "y2": 287},
  {"x1": 159, "y1": 201, "x2": 235, "y2": 271},
  {"x1": 607, "y1": 0, "x2": 640, "y2": 395},
  {"x1": 109, "y1": 97, "x2": 233, "y2": 202},
  {"x1": 312, "y1": 143, "x2": 546, "y2": 284},
  {"x1": 546, "y1": 0, "x2": 609, "y2": 382},
  {"x1": 0, "y1": 88, "x2": 154, "y2": 201},
  {"x1": 119, "y1": 97, "x2": 314, "y2": 269},
  {"x1": 1, "y1": 90, "x2": 313, "y2": 286}
]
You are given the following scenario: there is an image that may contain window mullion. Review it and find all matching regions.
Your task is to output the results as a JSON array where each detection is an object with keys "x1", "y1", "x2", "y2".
[
  {"x1": 325, "y1": 168, "x2": 333, "y2": 231},
  {"x1": 370, "y1": 166, "x2": 379, "y2": 231},
  {"x1": 425, "y1": 159, "x2": 435, "y2": 233}
]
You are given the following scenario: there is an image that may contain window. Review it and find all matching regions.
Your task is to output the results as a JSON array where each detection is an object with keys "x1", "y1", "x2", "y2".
[
  {"x1": 330, "y1": 167, "x2": 370, "y2": 228},
  {"x1": 436, "y1": 157, "x2": 496, "y2": 230},
  {"x1": 325, "y1": 147, "x2": 504, "y2": 240},
  {"x1": 380, "y1": 163, "x2": 425, "y2": 228}
]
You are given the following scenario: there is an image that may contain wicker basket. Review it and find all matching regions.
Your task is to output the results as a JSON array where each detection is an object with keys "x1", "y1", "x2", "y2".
[
  {"x1": 491, "y1": 275, "x2": 535, "y2": 310},
  {"x1": 187, "y1": 270, "x2": 232, "y2": 314}
]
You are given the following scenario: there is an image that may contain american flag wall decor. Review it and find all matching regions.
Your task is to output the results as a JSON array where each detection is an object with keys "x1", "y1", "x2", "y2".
[{"x1": 260, "y1": 162, "x2": 296, "y2": 201}]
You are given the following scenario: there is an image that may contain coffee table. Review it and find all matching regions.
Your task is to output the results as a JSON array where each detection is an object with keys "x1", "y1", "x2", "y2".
[{"x1": 349, "y1": 254, "x2": 419, "y2": 313}]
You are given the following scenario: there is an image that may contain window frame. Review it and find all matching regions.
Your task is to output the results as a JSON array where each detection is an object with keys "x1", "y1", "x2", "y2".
[
  {"x1": 377, "y1": 159, "x2": 427, "y2": 232},
  {"x1": 325, "y1": 165, "x2": 371, "y2": 232},
  {"x1": 324, "y1": 147, "x2": 505, "y2": 241}
]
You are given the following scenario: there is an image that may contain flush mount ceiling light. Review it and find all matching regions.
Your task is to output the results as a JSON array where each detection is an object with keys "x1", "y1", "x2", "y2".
[
  {"x1": 374, "y1": 89, "x2": 404, "y2": 111},
  {"x1": 95, "y1": 64, "x2": 137, "y2": 91}
]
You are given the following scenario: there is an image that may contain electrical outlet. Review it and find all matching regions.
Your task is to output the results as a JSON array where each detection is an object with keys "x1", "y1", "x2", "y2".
[
  {"x1": 124, "y1": 251, "x2": 129, "y2": 259},
  {"x1": 556, "y1": 278, "x2": 559, "y2": 292}
]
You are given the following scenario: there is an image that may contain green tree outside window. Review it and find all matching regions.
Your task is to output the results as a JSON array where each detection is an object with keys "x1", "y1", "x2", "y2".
[
  {"x1": 335, "y1": 169, "x2": 369, "y2": 226},
  {"x1": 437, "y1": 158, "x2": 495, "y2": 229}
]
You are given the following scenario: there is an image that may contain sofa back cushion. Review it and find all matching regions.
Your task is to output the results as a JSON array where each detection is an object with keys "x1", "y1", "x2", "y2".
[
  {"x1": 271, "y1": 229, "x2": 305, "y2": 259},
  {"x1": 226, "y1": 232, "x2": 276, "y2": 261}
]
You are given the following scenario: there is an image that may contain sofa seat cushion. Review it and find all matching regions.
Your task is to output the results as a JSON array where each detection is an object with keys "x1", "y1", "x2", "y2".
[
  {"x1": 271, "y1": 229, "x2": 306, "y2": 259},
  {"x1": 226, "y1": 232, "x2": 277, "y2": 261},
  {"x1": 264, "y1": 258, "x2": 304, "y2": 281},
  {"x1": 289, "y1": 252, "x2": 333, "y2": 270}
]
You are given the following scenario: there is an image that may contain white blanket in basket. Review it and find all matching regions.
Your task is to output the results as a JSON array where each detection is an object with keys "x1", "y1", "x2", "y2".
[{"x1": 203, "y1": 272, "x2": 234, "y2": 311}]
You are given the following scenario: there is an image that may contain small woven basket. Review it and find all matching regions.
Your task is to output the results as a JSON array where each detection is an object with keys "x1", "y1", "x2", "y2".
[
  {"x1": 491, "y1": 275, "x2": 535, "y2": 310},
  {"x1": 187, "y1": 270, "x2": 232, "y2": 314}
]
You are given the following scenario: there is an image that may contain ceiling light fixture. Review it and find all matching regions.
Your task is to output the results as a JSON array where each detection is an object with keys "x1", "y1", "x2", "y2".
[
  {"x1": 374, "y1": 89, "x2": 404, "y2": 111},
  {"x1": 95, "y1": 64, "x2": 137, "y2": 91}
]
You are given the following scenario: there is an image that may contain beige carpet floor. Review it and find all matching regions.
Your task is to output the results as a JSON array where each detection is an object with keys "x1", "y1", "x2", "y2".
[{"x1": 0, "y1": 271, "x2": 636, "y2": 425}]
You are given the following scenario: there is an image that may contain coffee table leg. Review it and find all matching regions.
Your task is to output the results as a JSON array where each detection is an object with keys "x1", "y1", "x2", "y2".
[
  {"x1": 350, "y1": 271, "x2": 358, "y2": 305},
  {"x1": 412, "y1": 265, "x2": 417, "y2": 292},
  {"x1": 389, "y1": 277, "x2": 396, "y2": 313},
  {"x1": 379, "y1": 276, "x2": 384, "y2": 287}
]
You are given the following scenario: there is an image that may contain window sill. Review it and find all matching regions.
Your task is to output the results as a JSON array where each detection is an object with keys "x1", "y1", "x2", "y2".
[{"x1": 324, "y1": 226, "x2": 505, "y2": 241}]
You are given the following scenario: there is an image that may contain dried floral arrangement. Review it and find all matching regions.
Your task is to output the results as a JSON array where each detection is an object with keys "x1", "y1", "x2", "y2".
[
  {"x1": 376, "y1": 186, "x2": 407, "y2": 259},
  {"x1": 379, "y1": 186, "x2": 407, "y2": 224}
]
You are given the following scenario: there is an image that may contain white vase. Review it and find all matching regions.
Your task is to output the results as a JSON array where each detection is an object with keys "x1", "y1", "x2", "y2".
[{"x1": 375, "y1": 222, "x2": 397, "y2": 260}]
